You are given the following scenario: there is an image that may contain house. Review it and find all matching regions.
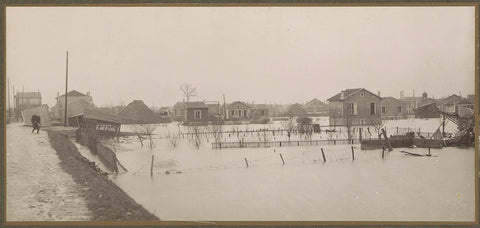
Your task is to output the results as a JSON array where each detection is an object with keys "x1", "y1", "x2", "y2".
[
  {"x1": 184, "y1": 102, "x2": 209, "y2": 123},
  {"x1": 51, "y1": 90, "x2": 94, "y2": 121},
  {"x1": 440, "y1": 94, "x2": 465, "y2": 113},
  {"x1": 67, "y1": 99, "x2": 97, "y2": 117},
  {"x1": 282, "y1": 103, "x2": 307, "y2": 117},
  {"x1": 226, "y1": 101, "x2": 252, "y2": 120},
  {"x1": 400, "y1": 92, "x2": 437, "y2": 116},
  {"x1": 117, "y1": 100, "x2": 157, "y2": 124},
  {"x1": 327, "y1": 88, "x2": 382, "y2": 126},
  {"x1": 380, "y1": 97, "x2": 407, "y2": 120},
  {"x1": 414, "y1": 102, "x2": 440, "y2": 118},
  {"x1": 205, "y1": 101, "x2": 221, "y2": 117},
  {"x1": 172, "y1": 101, "x2": 209, "y2": 123},
  {"x1": 305, "y1": 98, "x2": 328, "y2": 116},
  {"x1": 456, "y1": 98, "x2": 474, "y2": 117},
  {"x1": 252, "y1": 104, "x2": 269, "y2": 119},
  {"x1": 14, "y1": 92, "x2": 42, "y2": 120}
]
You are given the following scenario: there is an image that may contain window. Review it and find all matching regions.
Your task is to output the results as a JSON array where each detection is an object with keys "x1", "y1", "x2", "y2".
[
  {"x1": 194, "y1": 110, "x2": 202, "y2": 119},
  {"x1": 370, "y1": 103, "x2": 376, "y2": 115},
  {"x1": 244, "y1": 110, "x2": 247, "y2": 117},
  {"x1": 231, "y1": 110, "x2": 235, "y2": 116},
  {"x1": 239, "y1": 110, "x2": 242, "y2": 117},
  {"x1": 381, "y1": 106, "x2": 386, "y2": 114},
  {"x1": 397, "y1": 106, "x2": 402, "y2": 114},
  {"x1": 347, "y1": 103, "x2": 357, "y2": 115}
]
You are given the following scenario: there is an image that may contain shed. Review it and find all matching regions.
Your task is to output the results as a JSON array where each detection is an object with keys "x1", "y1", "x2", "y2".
[
  {"x1": 69, "y1": 109, "x2": 121, "y2": 134},
  {"x1": 21, "y1": 104, "x2": 51, "y2": 126}
]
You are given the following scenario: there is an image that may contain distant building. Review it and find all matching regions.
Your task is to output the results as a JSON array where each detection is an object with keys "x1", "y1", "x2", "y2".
[
  {"x1": 226, "y1": 101, "x2": 252, "y2": 120},
  {"x1": 327, "y1": 88, "x2": 382, "y2": 126},
  {"x1": 380, "y1": 97, "x2": 407, "y2": 120},
  {"x1": 184, "y1": 102, "x2": 209, "y2": 123},
  {"x1": 252, "y1": 104, "x2": 269, "y2": 119},
  {"x1": 305, "y1": 98, "x2": 328, "y2": 116},
  {"x1": 14, "y1": 92, "x2": 42, "y2": 119},
  {"x1": 440, "y1": 94, "x2": 465, "y2": 113},
  {"x1": 282, "y1": 103, "x2": 307, "y2": 117},
  {"x1": 67, "y1": 99, "x2": 96, "y2": 117},
  {"x1": 173, "y1": 101, "x2": 209, "y2": 123},
  {"x1": 117, "y1": 100, "x2": 157, "y2": 124},
  {"x1": 205, "y1": 101, "x2": 221, "y2": 117},
  {"x1": 456, "y1": 98, "x2": 474, "y2": 117},
  {"x1": 414, "y1": 102, "x2": 440, "y2": 118},
  {"x1": 399, "y1": 92, "x2": 437, "y2": 116},
  {"x1": 51, "y1": 90, "x2": 94, "y2": 121},
  {"x1": 21, "y1": 104, "x2": 51, "y2": 126}
]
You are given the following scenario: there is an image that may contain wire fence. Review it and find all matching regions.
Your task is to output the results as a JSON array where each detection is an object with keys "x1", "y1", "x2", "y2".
[{"x1": 212, "y1": 139, "x2": 361, "y2": 149}]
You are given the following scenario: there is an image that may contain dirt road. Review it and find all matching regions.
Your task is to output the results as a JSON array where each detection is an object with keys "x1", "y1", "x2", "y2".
[{"x1": 6, "y1": 123, "x2": 90, "y2": 221}]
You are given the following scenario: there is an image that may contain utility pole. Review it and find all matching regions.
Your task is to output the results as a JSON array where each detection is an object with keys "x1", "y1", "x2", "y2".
[
  {"x1": 7, "y1": 77, "x2": 10, "y2": 122},
  {"x1": 64, "y1": 51, "x2": 69, "y2": 127},
  {"x1": 12, "y1": 84, "x2": 15, "y2": 121},
  {"x1": 223, "y1": 93, "x2": 226, "y2": 120}
]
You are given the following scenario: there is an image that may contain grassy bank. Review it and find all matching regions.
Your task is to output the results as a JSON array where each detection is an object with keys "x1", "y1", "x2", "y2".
[{"x1": 46, "y1": 129, "x2": 159, "y2": 221}]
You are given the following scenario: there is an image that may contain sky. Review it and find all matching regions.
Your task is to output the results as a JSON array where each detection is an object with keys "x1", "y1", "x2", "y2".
[{"x1": 6, "y1": 6, "x2": 475, "y2": 108}]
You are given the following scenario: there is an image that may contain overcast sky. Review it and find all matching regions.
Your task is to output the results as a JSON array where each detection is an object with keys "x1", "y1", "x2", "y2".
[{"x1": 6, "y1": 6, "x2": 475, "y2": 108}]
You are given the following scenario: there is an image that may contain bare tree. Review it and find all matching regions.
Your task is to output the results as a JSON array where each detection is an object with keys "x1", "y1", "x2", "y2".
[
  {"x1": 209, "y1": 124, "x2": 223, "y2": 144},
  {"x1": 180, "y1": 83, "x2": 197, "y2": 102},
  {"x1": 165, "y1": 129, "x2": 180, "y2": 149},
  {"x1": 190, "y1": 125, "x2": 203, "y2": 149},
  {"x1": 283, "y1": 118, "x2": 296, "y2": 141},
  {"x1": 132, "y1": 124, "x2": 158, "y2": 149}
]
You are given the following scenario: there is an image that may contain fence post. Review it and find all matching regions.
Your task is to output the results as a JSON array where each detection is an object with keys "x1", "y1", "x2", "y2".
[
  {"x1": 321, "y1": 148, "x2": 326, "y2": 162},
  {"x1": 351, "y1": 146, "x2": 355, "y2": 161},
  {"x1": 150, "y1": 155, "x2": 154, "y2": 177},
  {"x1": 382, "y1": 146, "x2": 385, "y2": 159},
  {"x1": 280, "y1": 153, "x2": 285, "y2": 165},
  {"x1": 359, "y1": 128, "x2": 362, "y2": 141},
  {"x1": 244, "y1": 157, "x2": 249, "y2": 167}
]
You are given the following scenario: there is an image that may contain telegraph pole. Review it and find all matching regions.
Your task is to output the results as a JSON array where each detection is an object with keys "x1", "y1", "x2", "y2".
[
  {"x1": 7, "y1": 77, "x2": 10, "y2": 122},
  {"x1": 64, "y1": 51, "x2": 69, "y2": 127}
]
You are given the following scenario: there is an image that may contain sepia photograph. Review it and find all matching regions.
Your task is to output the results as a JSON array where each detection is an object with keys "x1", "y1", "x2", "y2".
[{"x1": 4, "y1": 5, "x2": 477, "y2": 223}]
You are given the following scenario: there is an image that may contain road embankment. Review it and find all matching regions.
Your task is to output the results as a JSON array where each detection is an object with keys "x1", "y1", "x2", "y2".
[{"x1": 46, "y1": 129, "x2": 159, "y2": 221}]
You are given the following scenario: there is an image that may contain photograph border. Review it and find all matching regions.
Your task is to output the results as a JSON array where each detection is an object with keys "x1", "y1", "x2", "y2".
[{"x1": 1, "y1": 1, "x2": 478, "y2": 227}]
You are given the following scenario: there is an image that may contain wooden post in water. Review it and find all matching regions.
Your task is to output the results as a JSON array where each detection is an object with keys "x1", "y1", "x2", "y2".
[
  {"x1": 351, "y1": 146, "x2": 355, "y2": 161},
  {"x1": 382, "y1": 146, "x2": 385, "y2": 159},
  {"x1": 321, "y1": 148, "x2": 326, "y2": 162},
  {"x1": 280, "y1": 153, "x2": 285, "y2": 165},
  {"x1": 244, "y1": 157, "x2": 249, "y2": 167},
  {"x1": 427, "y1": 147, "x2": 431, "y2": 156},
  {"x1": 150, "y1": 155, "x2": 154, "y2": 176},
  {"x1": 381, "y1": 128, "x2": 393, "y2": 151}
]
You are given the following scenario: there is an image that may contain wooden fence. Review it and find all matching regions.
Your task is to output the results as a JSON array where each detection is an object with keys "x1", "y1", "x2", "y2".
[{"x1": 211, "y1": 139, "x2": 361, "y2": 149}]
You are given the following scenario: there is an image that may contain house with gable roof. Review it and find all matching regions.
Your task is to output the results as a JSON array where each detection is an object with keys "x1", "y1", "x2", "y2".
[{"x1": 327, "y1": 88, "x2": 382, "y2": 126}]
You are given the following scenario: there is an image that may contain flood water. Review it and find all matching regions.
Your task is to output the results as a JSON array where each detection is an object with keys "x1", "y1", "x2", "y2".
[{"x1": 109, "y1": 118, "x2": 475, "y2": 221}]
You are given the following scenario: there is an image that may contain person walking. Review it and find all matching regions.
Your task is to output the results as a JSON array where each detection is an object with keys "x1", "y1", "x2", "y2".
[{"x1": 31, "y1": 114, "x2": 41, "y2": 134}]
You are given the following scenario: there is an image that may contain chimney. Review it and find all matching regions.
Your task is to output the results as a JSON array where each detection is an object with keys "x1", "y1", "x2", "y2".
[
  {"x1": 340, "y1": 91, "x2": 345, "y2": 100},
  {"x1": 87, "y1": 91, "x2": 90, "y2": 96},
  {"x1": 422, "y1": 92, "x2": 427, "y2": 99},
  {"x1": 377, "y1": 91, "x2": 381, "y2": 97}
]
